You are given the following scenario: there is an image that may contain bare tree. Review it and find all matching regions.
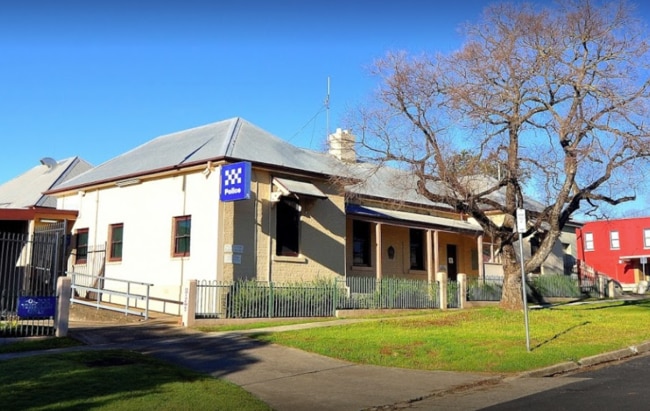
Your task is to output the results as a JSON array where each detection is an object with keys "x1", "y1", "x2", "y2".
[{"x1": 348, "y1": 1, "x2": 650, "y2": 309}]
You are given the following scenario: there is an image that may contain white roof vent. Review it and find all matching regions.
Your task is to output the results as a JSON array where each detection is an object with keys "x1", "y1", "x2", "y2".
[{"x1": 40, "y1": 157, "x2": 58, "y2": 169}]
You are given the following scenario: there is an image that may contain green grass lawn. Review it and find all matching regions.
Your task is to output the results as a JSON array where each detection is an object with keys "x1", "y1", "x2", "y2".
[
  {"x1": 3, "y1": 298, "x2": 649, "y2": 409},
  {"x1": 0, "y1": 337, "x2": 82, "y2": 354},
  {"x1": 251, "y1": 299, "x2": 650, "y2": 373},
  {"x1": 0, "y1": 349, "x2": 271, "y2": 411}
]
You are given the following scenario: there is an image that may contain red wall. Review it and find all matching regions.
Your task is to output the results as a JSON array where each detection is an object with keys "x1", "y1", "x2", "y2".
[{"x1": 576, "y1": 217, "x2": 650, "y2": 285}]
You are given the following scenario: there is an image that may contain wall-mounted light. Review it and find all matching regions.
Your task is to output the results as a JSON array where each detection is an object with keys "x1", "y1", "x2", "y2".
[
  {"x1": 387, "y1": 246, "x2": 395, "y2": 260},
  {"x1": 39, "y1": 218, "x2": 59, "y2": 224},
  {"x1": 115, "y1": 178, "x2": 142, "y2": 187}
]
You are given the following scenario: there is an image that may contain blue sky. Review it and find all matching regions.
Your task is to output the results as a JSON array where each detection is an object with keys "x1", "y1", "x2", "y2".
[{"x1": 1, "y1": 1, "x2": 649, "y2": 215}]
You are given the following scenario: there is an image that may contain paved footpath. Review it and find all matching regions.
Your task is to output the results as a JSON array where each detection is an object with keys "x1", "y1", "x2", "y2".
[{"x1": 1, "y1": 317, "x2": 646, "y2": 410}]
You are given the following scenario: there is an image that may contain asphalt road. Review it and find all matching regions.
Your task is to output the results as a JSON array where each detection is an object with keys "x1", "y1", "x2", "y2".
[
  {"x1": 402, "y1": 352, "x2": 650, "y2": 410},
  {"x1": 480, "y1": 353, "x2": 650, "y2": 410}
]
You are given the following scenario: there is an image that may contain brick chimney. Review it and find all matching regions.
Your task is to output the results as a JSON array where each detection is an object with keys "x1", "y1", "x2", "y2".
[{"x1": 328, "y1": 128, "x2": 356, "y2": 163}]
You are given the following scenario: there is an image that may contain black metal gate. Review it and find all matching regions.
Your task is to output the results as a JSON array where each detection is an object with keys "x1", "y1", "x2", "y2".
[{"x1": 0, "y1": 222, "x2": 67, "y2": 337}]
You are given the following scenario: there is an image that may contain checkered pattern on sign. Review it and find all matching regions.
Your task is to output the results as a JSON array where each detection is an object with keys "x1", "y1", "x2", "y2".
[{"x1": 224, "y1": 167, "x2": 243, "y2": 186}]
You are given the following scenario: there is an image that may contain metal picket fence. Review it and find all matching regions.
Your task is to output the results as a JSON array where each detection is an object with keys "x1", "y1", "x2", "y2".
[
  {"x1": 194, "y1": 272, "x2": 610, "y2": 320},
  {"x1": 467, "y1": 276, "x2": 504, "y2": 301},
  {"x1": 196, "y1": 280, "x2": 340, "y2": 319},
  {"x1": 466, "y1": 274, "x2": 590, "y2": 302},
  {"x1": 340, "y1": 277, "x2": 441, "y2": 310},
  {"x1": 0, "y1": 226, "x2": 65, "y2": 337},
  {"x1": 195, "y1": 277, "x2": 446, "y2": 319},
  {"x1": 528, "y1": 274, "x2": 583, "y2": 298}
]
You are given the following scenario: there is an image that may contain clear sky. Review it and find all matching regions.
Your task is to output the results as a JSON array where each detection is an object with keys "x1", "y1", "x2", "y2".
[{"x1": 1, "y1": 1, "x2": 649, "y2": 215}]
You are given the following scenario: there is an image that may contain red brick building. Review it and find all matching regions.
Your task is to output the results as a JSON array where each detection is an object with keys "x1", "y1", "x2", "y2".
[{"x1": 576, "y1": 217, "x2": 650, "y2": 289}]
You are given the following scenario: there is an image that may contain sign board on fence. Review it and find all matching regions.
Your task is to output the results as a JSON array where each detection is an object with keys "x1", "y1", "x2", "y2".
[{"x1": 17, "y1": 296, "x2": 56, "y2": 318}]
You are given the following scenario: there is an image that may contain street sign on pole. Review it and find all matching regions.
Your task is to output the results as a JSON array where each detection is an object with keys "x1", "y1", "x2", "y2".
[
  {"x1": 516, "y1": 208, "x2": 531, "y2": 352},
  {"x1": 516, "y1": 208, "x2": 527, "y2": 233}
]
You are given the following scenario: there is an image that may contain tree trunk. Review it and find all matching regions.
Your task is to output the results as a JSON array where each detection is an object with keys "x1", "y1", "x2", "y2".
[{"x1": 499, "y1": 244, "x2": 524, "y2": 310}]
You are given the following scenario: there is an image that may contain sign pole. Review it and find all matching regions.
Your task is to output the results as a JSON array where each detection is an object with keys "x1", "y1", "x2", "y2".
[{"x1": 516, "y1": 208, "x2": 531, "y2": 352}]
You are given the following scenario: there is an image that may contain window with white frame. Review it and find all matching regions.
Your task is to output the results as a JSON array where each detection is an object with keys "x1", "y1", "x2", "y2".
[
  {"x1": 584, "y1": 232, "x2": 594, "y2": 251},
  {"x1": 644, "y1": 229, "x2": 650, "y2": 248},
  {"x1": 610, "y1": 231, "x2": 620, "y2": 250}
]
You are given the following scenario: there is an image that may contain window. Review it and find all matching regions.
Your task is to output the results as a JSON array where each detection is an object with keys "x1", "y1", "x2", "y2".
[
  {"x1": 644, "y1": 229, "x2": 650, "y2": 248},
  {"x1": 610, "y1": 231, "x2": 620, "y2": 250},
  {"x1": 276, "y1": 197, "x2": 300, "y2": 256},
  {"x1": 172, "y1": 216, "x2": 191, "y2": 257},
  {"x1": 108, "y1": 223, "x2": 123, "y2": 261},
  {"x1": 471, "y1": 249, "x2": 479, "y2": 270},
  {"x1": 584, "y1": 232, "x2": 594, "y2": 251},
  {"x1": 353, "y1": 220, "x2": 371, "y2": 266},
  {"x1": 410, "y1": 229, "x2": 425, "y2": 270},
  {"x1": 75, "y1": 228, "x2": 89, "y2": 264},
  {"x1": 530, "y1": 236, "x2": 540, "y2": 255}
]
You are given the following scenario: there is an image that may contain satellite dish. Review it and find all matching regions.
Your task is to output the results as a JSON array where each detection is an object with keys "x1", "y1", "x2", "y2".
[{"x1": 40, "y1": 157, "x2": 58, "y2": 169}]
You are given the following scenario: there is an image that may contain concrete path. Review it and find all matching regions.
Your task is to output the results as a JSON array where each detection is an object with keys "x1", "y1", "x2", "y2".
[{"x1": 62, "y1": 319, "x2": 501, "y2": 411}]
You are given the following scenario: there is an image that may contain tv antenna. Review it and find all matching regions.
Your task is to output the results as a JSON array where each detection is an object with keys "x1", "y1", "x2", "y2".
[{"x1": 325, "y1": 76, "x2": 330, "y2": 139}]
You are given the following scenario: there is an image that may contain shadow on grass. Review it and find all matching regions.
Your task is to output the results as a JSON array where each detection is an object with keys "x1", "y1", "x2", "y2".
[
  {"x1": 531, "y1": 321, "x2": 591, "y2": 351},
  {"x1": 537, "y1": 297, "x2": 650, "y2": 310},
  {"x1": 0, "y1": 350, "x2": 217, "y2": 410},
  {"x1": 580, "y1": 299, "x2": 650, "y2": 310},
  {"x1": 1, "y1": 322, "x2": 275, "y2": 410},
  {"x1": 67, "y1": 322, "x2": 272, "y2": 379}
]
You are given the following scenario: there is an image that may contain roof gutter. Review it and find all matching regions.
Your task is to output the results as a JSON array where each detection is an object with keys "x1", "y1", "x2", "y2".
[{"x1": 44, "y1": 156, "x2": 353, "y2": 196}]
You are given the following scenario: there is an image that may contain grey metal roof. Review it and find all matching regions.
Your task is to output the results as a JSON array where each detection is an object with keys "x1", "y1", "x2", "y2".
[
  {"x1": 273, "y1": 177, "x2": 327, "y2": 199},
  {"x1": 53, "y1": 118, "x2": 345, "y2": 192},
  {"x1": 347, "y1": 204, "x2": 483, "y2": 233},
  {"x1": 346, "y1": 166, "x2": 546, "y2": 213},
  {"x1": 345, "y1": 163, "x2": 453, "y2": 210},
  {"x1": 0, "y1": 157, "x2": 92, "y2": 209},
  {"x1": 46, "y1": 117, "x2": 546, "y2": 218}
]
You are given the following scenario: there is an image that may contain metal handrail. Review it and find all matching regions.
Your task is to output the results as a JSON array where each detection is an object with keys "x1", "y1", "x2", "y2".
[{"x1": 68, "y1": 272, "x2": 153, "y2": 319}]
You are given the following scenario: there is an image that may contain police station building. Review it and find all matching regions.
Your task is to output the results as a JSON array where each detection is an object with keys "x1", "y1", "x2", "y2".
[{"x1": 47, "y1": 117, "x2": 529, "y2": 315}]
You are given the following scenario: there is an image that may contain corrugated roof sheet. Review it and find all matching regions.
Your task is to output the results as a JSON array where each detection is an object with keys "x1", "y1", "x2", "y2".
[
  {"x1": 54, "y1": 117, "x2": 345, "y2": 191},
  {"x1": 273, "y1": 177, "x2": 327, "y2": 199},
  {"x1": 47, "y1": 117, "x2": 545, "y2": 218},
  {"x1": 344, "y1": 163, "x2": 453, "y2": 210},
  {"x1": 0, "y1": 157, "x2": 92, "y2": 209}
]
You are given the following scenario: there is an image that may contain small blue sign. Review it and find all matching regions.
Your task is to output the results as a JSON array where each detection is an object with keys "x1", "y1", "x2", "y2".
[
  {"x1": 220, "y1": 162, "x2": 251, "y2": 202},
  {"x1": 17, "y1": 296, "x2": 56, "y2": 318}
]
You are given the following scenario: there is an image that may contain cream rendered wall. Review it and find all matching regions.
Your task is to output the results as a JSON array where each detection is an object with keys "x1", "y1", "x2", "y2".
[{"x1": 61, "y1": 170, "x2": 221, "y2": 307}]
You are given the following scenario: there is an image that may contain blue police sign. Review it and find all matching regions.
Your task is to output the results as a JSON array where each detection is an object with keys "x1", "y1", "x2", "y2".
[
  {"x1": 220, "y1": 162, "x2": 251, "y2": 201},
  {"x1": 18, "y1": 296, "x2": 56, "y2": 318}
]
